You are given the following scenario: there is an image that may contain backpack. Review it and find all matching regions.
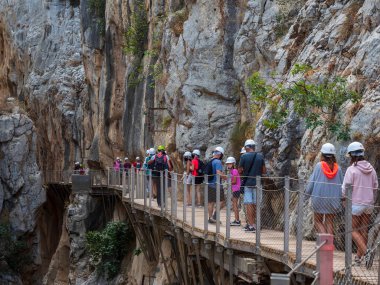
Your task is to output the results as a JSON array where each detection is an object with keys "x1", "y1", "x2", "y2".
[
  {"x1": 196, "y1": 160, "x2": 206, "y2": 176},
  {"x1": 204, "y1": 158, "x2": 217, "y2": 176},
  {"x1": 153, "y1": 152, "x2": 168, "y2": 176}
]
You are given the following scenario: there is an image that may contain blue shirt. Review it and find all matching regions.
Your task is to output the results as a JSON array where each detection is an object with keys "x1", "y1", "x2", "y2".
[{"x1": 209, "y1": 159, "x2": 223, "y2": 187}]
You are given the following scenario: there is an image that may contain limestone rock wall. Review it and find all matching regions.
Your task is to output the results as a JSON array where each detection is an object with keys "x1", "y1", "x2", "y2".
[{"x1": 0, "y1": 113, "x2": 45, "y2": 284}]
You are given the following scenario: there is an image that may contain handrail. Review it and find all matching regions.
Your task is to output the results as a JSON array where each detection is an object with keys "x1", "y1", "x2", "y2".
[{"x1": 287, "y1": 240, "x2": 327, "y2": 277}]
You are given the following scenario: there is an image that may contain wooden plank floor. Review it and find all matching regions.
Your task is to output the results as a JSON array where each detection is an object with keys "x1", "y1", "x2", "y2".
[{"x1": 104, "y1": 185, "x2": 378, "y2": 285}]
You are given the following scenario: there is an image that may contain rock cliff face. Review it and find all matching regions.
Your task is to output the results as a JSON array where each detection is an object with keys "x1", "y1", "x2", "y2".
[
  {"x1": 1, "y1": 0, "x2": 380, "y2": 283},
  {"x1": 0, "y1": 113, "x2": 45, "y2": 284}
]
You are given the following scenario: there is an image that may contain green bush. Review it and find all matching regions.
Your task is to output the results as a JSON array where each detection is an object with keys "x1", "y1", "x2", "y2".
[
  {"x1": 0, "y1": 223, "x2": 31, "y2": 273},
  {"x1": 85, "y1": 221, "x2": 133, "y2": 279},
  {"x1": 89, "y1": 0, "x2": 106, "y2": 35},
  {"x1": 123, "y1": 1, "x2": 148, "y2": 56},
  {"x1": 246, "y1": 64, "x2": 360, "y2": 140}
]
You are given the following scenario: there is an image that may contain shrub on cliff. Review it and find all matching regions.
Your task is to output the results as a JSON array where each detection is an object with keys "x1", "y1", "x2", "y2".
[
  {"x1": 85, "y1": 221, "x2": 133, "y2": 280},
  {"x1": 0, "y1": 223, "x2": 31, "y2": 273},
  {"x1": 247, "y1": 64, "x2": 361, "y2": 140}
]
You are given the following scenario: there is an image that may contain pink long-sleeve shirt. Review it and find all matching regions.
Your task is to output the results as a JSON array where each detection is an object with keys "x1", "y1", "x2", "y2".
[{"x1": 342, "y1": 161, "x2": 378, "y2": 205}]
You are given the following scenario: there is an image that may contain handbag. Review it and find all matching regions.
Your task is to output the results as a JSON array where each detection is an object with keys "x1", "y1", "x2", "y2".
[{"x1": 240, "y1": 153, "x2": 257, "y2": 194}]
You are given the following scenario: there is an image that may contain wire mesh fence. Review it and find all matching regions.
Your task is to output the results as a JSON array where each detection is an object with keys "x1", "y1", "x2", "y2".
[{"x1": 46, "y1": 167, "x2": 380, "y2": 284}]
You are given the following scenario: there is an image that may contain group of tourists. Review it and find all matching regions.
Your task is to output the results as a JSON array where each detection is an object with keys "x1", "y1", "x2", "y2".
[
  {"x1": 306, "y1": 141, "x2": 378, "y2": 265},
  {"x1": 181, "y1": 139, "x2": 265, "y2": 232},
  {"x1": 112, "y1": 139, "x2": 378, "y2": 266},
  {"x1": 113, "y1": 156, "x2": 142, "y2": 171}
]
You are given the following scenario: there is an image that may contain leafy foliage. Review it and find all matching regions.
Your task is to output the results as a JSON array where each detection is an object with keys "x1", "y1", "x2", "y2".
[
  {"x1": 85, "y1": 221, "x2": 133, "y2": 280},
  {"x1": 0, "y1": 223, "x2": 31, "y2": 273},
  {"x1": 123, "y1": 1, "x2": 148, "y2": 56},
  {"x1": 247, "y1": 64, "x2": 361, "y2": 140},
  {"x1": 89, "y1": 0, "x2": 106, "y2": 35}
]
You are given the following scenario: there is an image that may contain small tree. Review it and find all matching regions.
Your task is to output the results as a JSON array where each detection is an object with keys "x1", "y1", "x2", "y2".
[
  {"x1": 85, "y1": 221, "x2": 133, "y2": 279},
  {"x1": 246, "y1": 64, "x2": 361, "y2": 140}
]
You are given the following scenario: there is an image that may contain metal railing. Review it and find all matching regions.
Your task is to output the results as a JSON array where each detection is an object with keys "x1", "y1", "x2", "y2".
[{"x1": 45, "y1": 167, "x2": 380, "y2": 284}]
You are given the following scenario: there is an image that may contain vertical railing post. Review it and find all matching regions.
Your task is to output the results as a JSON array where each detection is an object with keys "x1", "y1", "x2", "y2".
[
  {"x1": 226, "y1": 174, "x2": 232, "y2": 242},
  {"x1": 122, "y1": 170, "x2": 126, "y2": 198},
  {"x1": 173, "y1": 173, "x2": 177, "y2": 221},
  {"x1": 296, "y1": 179, "x2": 305, "y2": 264},
  {"x1": 183, "y1": 174, "x2": 187, "y2": 223},
  {"x1": 171, "y1": 171, "x2": 174, "y2": 219},
  {"x1": 216, "y1": 174, "x2": 221, "y2": 235},
  {"x1": 256, "y1": 176, "x2": 262, "y2": 252},
  {"x1": 345, "y1": 184, "x2": 353, "y2": 282},
  {"x1": 165, "y1": 169, "x2": 169, "y2": 215},
  {"x1": 149, "y1": 170, "x2": 152, "y2": 215},
  {"x1": 136, "y1": 169, "x2": 139, "y2": 199},
  {"x1": 143, "y1": 171, "x2": 147, "y2": 210},
  {"x1": 132, "y1": 168, "x2": 136, "y2": 206},
  {"x1": 107, "y1": 167, "x2": 110, "y2": 186},
  {"x1": 284, "y1": 176, "x2": 290, "y2": 254},
  {"x1": 192, "y1": 175, "x2": 196, "y2": 230},
  {"x1": 316, "y1": 234, "x2": 334, "y2": 285},
  {"x1": 204, "y1": 175, "x2": 208, "y2": 235},
  {"x1": 160, "y1": 170, "x2": 164, "y2": 214}
]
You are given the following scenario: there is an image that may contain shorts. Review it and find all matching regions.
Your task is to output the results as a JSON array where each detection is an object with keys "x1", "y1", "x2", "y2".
[
  {"x1": 186, "y1": 174, "x2": 193, "y2": 185},
  {"x1": 352, "y1": 204, "x2": 373, "y2": 216},
  {"x1": 208, "y1": 185, "x2": 225, "y2": 203},
  {"x1": 243, "y1": 186, "x2": 257, "y2": 205},
  {"x1": 232, "y1": 191, "x2": 240, "y2": 199}
]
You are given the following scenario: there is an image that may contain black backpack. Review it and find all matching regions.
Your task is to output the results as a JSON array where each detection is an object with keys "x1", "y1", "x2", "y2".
[
  {"x1": 204, "y1": 158, "x2": 217, "y2": 176},
  {"x1": 196, "y1": 160, "x2": 206, "y2": 176},
  {"x1": 153, "y1": 152, "x2": 168, "y2": 176}
]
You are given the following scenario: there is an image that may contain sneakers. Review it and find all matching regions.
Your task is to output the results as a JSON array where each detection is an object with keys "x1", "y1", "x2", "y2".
[
  {"x1": 212, "y1": 212, "x2": 217, "y2": 220},
  {"x1": 208, "y1": 218, "x2": 216, "y2": 224},
  {"x1": 230, "y1": 220, "x2": 241, "y2": 226},
  {"x1": 354, "y1": 255, "x2": 362, "y2": 266},
  {"x1": 245, "y1": 226, "x2": 256, "y2": 232}
]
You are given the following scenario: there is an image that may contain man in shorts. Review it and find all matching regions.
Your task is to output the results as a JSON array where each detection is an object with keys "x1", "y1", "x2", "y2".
[
  {"x1": 238, "y1": 139, "x2": 266, "y2": 232},
  {"x1": 207, "y1": 146, "x2": 225, "y2": 224}
]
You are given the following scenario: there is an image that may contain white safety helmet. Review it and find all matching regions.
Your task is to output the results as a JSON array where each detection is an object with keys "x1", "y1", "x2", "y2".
[
  {"x1": 240, "y1": 147, "x2": 246, "y2": 154},
  {"x1": 226, "y1": 157, "x2": 236, "y2": 164},
  {"x1": 75, "y1": 161, "x2": 80, "y2": 165},
  {"x1": 192, "y1": 149, "x2": 201, "y2": 157},
  {"x1": 347, "y1": 142, "x2": 365, "y2": 156},
  {"x1": 149, "y1": 148, "x2": 156, "y2": 155},
  {"x1": 116, "y1": 157, "x2": 120, "y2": 160},
  {"x1": 320, "y1": 143, "x2": 336, "y2": 155},
  {"x1": 136, "y1": 157, "x2": 140, "y2": 160},
  {"x1": 124, "y1": 157, "x2": 128, "y2": 161},
  {"x1": 184, "y1": 151, "x2": 192, "y2": 158},
  {"x1": 146, "y1": 149, "x2": 149, "y2": 155},
  {"x1": 214, "y1": 146, "x2": 225, "y2": 154},
  {"x1": 244, "y1": 139, "x2": 256, "y2": 148}
]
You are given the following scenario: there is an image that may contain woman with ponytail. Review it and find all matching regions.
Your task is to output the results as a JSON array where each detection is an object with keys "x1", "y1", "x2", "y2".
[{"x1": 306, "y1": 143, "x2": 343, "y2": 234}]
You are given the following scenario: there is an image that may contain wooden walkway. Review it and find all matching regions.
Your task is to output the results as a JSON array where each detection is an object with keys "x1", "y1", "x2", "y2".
[{"x1": 124, "y1": 194, "x2": 379, "y2": 285}]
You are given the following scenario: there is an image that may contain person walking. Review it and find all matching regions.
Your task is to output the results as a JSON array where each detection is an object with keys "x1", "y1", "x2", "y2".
[
  {"x1": 238, "y1": 139, "x2": 266, "y2": 232},
  {"x1": 144, "y1": 148, "x2": 156, "y2": 197},
  {"x1": 184, "y1": 151, "x2": 193, "y2": 206},
  {"x1": 206, "y1": 146, "x2": 225, "y2": 224},
  {"x1": 123, "y1": 157, "x2": 132, "y2": 173},
  {"x1": 226, "y1": 157, "x2": 241, "y2": 226},
  {"x1": 133, "y1": 157, "x2": 142, "y2": 170},
  {"x1": 191, "y1": 149, "x2": 204, "y2": 207},
  {"x1": 148, "y1": 145, "x2": 173, "y2": 207},
  {"x1": 342, "y1": 142, "x2": 378, "y2": 265},
  {"x1": 305, "y1": 143, "x2": 343, "y2": 235}
]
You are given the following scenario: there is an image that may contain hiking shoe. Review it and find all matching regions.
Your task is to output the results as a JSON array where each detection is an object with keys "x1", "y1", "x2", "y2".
[
  {"x1": 244, "y1": 225, "x2": 256, "y2": 232},
  {"x1": 212, "y1": 212, "x2": 217, "y2": 220},
  {"x1": 354, "y1": 255, "x2": 362, "y2": 266},
  {"x1": 196, "y1": 204, "x2": 203, "y2": 208},
  {"x1": 230, "y1": 220, "x2": 241, "y2": 226},
  {"x1": 208, "y1": 218, "x2": 216, "y2": 224},
  {"x1": 242, "y1": 224, "x2": 249, "y2": 231}
]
